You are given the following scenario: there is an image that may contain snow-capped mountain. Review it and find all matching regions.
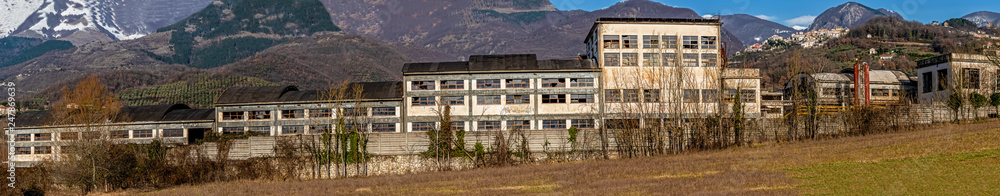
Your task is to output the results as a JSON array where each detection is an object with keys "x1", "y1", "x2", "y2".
[
  {"x1": 5, "y1": 0, "x2": 211, "y2": 43},
  {"x1": 808, "y1": 2, "x2": 902, "y2": 31},
  {"x1": 0, "y1": 0, "x2": 45, "y2": 38},
  {"x1": 962, "y1": 11, "x2": 1000, "y2": 27}
]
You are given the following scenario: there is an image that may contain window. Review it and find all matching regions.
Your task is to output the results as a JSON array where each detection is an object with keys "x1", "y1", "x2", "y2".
[
  {"x1": 450, "y1": 122, "x2": 465, "y2": 131},
  {"x1": 442, "y1": 96, "x2": 464, "y2": 105},
  {"x1": 642, "y1": 35, "x2": 660, "y2": 48},
  {"x1": 741, "y1": 90, "x2": 757, "y2": 102},
  {"x1": 223, "y1": 127, "x2": 244, "y2": 134},
  {"x1": 82, "y1": 132, "x2": 101, "y2": 139},
  {"x1": 506, "y1": 79, "x2": 530, "y2": 88},
  {"x1": 477, "y1": 121, "x2": 501, "y2": 131},
  {"x1": 621, "y1": 53, "x2": 638, "y2": 66},
  {"x1": 663, "y1": 53, "x2": 677, "y2": 66},
  {"x1": 872, "y1": 89, "x2": 889, "y2": 97},
  {"x1": 311, "y1": 109, "x2": 332, "y2": 118},
  {"x1": 15, "y1": 147, "x2": 30, "y2": 155},
  {"x1": 344, "y1": 108, "x2": 367, "y2": 117},
  {"x1": 663, "y1": 35, "x2": 678, "y2": 48},
  {"x1": 60, "y1": 132, "x2": 78, "y2": 141},
  {"x1": 373, "y1": 107, "x2": 396, "y2": 116},
  {"x1": 249, "y1": 126, "x2": 271, "y2": 136},
  {"x1": 133, "y1": 130, "x2": 152, "y2": 138},
  {"x1": 683, "y1": 89, "x2": 700, "y2": 103},
  {"x1": 542, "y1": 120, "x2": 567, "y2": 130},
  {"x1": 571, "y1": 119, "x2": 595, "y2": 129},
  {"x1": 15, "y1": 134, "x2": 30, "y2": 141},
  {"x1": 605, "y1": 90, "x2": 622, "y2": 103},
  {"x1": 701, "y1": 53, "x2": 717, "y2": 67},
  {"x1": 476, "y1": 79, "x2": 500, "y2": 89},
  {"x1": 623, "y1": 89, "x2": 640, "y2": 103},
  {"x1": 723, "y1": 89, "x2": 739, "y2": 103},
  {"x1": 373, "y1": 123, "x2": 396, "y2": 132},
  {"x1": 622, "y1": 35, "x2": 638, "y2": 48},
  {"x1": 643, "y1": 53, "x2": 660, "y2": 66},
  {"x1": 110, "y1": 130, "x2": 129, "y2": 139},
  {"x1": 249, "y1": 110, "x2": 271, "y2": 120},
  {"x1": 223, "y1": 111, "x2": 243, "y2": 120},
  {"x1": 922, "y1": 72, "x2": 933, "y2": 93},
  {"x1": 506, "y1": 95, "x2": 530, "y2": 104},
  {"x1": 507, "y1": 120, "x2": 530, "y2": 130},
  {"x1": 571, "y1": 94, "x2": 594, "y2": 103},
  {"x1": 604, "y1": 53, "x2": 620, "y2": 66},
  {"x1": 163, "y1": 129, "x2": 184, "y2": 137},
  {"x1": 602, "y1": 35, "x2": 620, "y2": 49},
  {"x1": 892, "y1": 89, "x2": 901, "y2": 97},
  {"x1": 682, "y1": 53, "x2": 699, "y2": 66},
  {"x1": 34, "y1": 146, "x2": 51, "y2": 154},
  {"x1": 310, "y1": 125, "x2": 332, "y2": 134},
  {"x1": 682, "y1": 36, "x2": 699, "y2": 49},
  {"x1": 542, "y1": 94, "x2": 566, "y2": 103},
  {"x1": 411, "y1": 81, "x2": 435, "y2": 90},
  {"x1": 542, "y1": 78, "x2": 566, "y2": 88},
  {"x1": 963, "y1": 68, "x2": 980, "y2": 89},
  {"x1": 412, "y1": 122, "x2": 435, "y2": 132},
  {"x1": 477, "y1": 95, "x2": 502, "y2": 105},
  {"x1": 644, "y1": 89, "x2": 661, "y2": 102},
  {"x1": 282, "y1": 109, "x2": 304, "y2": 119},
  {"x1": 282, "y1": 125, "x2": 304, "y2": 134},
  {"x1": 938, "y1": 70, "x2": 948, "y2": 91},
  {"x1": 570, "y1": 78, "x2": 594, "y2": 87},
  {"x1": 441, "y1": 80, "x2": 464, "y2": 90},
  {"x1": 412, "y1": 97, "x2": 436, "y2": 106},
  {"x1": 701, "y1": 36, "x2": 717, "y2": 49},
  {"x1": 702, "y1": 89, "x2": 719, "y2": 103}
]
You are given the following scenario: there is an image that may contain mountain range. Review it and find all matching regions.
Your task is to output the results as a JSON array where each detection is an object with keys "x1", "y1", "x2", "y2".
[
  {"x1": 808, "y1": 2, "x2": 902, "y2": 31},
  {"x1": 962, "y1": 11, "x2": 1000, "y2": 27},
  {"x1": 721, "y1": 14, "x2": 798, "y2": 45}
]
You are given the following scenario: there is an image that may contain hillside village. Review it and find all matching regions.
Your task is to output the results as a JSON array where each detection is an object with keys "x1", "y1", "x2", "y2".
[{"x1": 3, "y1": 0, "x2": 1000, "y2": 195}]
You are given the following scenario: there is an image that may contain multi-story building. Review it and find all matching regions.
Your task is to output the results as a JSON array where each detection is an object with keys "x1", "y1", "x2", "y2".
[
  {"x1": 917, "y1": 53, "x2": 999, "y2": 105},
  {"x1": 583, "y1": 18, "x2": 761, "y2": 120},
  {"x1": 401, "y1": 54, "x2": 601, "y2": 132},
  {"x1": 786, "y1": 69, "x2": 915, "y2": 107}
]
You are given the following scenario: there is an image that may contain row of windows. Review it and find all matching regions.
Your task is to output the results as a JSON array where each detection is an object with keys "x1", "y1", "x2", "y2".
[
  {"x1": 821, "y1": 88, "x2": 901, "y2": 97},
  {"x1": 411, "y1": 119, "x2": 596, "y2": 131},
  {"x1": 411, "y1": 94, "x2": 597, "y2": 106},
  {"x1": 222, "y1": 107, "x2": 396, "y2": 120},
  {"x1": 681, "y1": 89, "x2": 757, "y2": 103},
  {"x1": 604, "y1": 53, "x2": 716, "y2": 67},
  {"x1": 411, "y1": 78, "x2": 595, "y2": 91},
  {"x1": 13, "y1": 146, "x2": 51, "y2": 155},
  {"x1": 921, "y1": 68, "x2": 1000, "y2": 93},
  {"x1": 602, "y1": 35, "x2": 716, "y2": 50},
  {"x1": 14, "y1": 129, "x2": 184, "y2": 141},
  {"x1": 223, "y1": 124, "x2": 399, "y2": 135}
]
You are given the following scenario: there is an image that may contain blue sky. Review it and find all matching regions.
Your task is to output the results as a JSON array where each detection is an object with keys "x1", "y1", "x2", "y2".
[{"x1": 549, "y1": 0, "x2": 999, "y2": 29}]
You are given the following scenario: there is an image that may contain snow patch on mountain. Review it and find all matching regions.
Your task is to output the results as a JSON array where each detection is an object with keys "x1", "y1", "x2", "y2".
[
  {"x1": 6, "y1": 0, "x2": 212, "y2": 41},
  {"x1": 0, "y1": 0, "x2": 45, "y2": 37}
]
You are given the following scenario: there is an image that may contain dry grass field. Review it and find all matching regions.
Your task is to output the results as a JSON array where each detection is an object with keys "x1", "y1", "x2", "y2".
[{"x1": 132, "y1": 121, "x2": 1000, "y2": 195}]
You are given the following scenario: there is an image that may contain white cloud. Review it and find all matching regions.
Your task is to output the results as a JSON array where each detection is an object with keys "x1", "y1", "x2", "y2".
[
  {"x1": 784, "y1": 15, "x2": 817, "y2": 26},
  {"x1": 754, "y1": 15, "x2": 777, "y2": 21},
  {"x1": 702, "y1": 14, "x2": 715, "y2": 19},
  {"x1": 792, "y1": 25, "x2": 807, "y2": 31}
]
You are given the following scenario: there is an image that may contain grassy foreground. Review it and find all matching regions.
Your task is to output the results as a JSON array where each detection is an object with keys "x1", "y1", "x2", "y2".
[{"x1": 133, "y1": 121, "x2": 1000, "y2": 195}]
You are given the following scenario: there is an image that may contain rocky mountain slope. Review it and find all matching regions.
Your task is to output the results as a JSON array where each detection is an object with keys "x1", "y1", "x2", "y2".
[
  {"x1": 722, "y1": 14, "x2": 799, "y2": 45},
  {"x1": 962, "y1": 11, "x2": 1000, "y2": 27},
  {"x1": 808, "y1": 2, "x2": 902, "y2": 31}
]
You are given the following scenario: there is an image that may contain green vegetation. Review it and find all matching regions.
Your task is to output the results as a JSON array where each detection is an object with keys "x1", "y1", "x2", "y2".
[
  {"x1": 116, "y1": 74, "x2": 275, "y2": 108},
  {"x1": 789, "y1": 149, "x2": 1000, "y2": 195},
  {"x1": 945, "y1": 18, "x2": 979, "y2": 30},
  {"x1": 0, "y1": 39, "x2": 73, "y2": 67},
  {"x1": 190, "y1": 37, "x2": 285, "y2": 68}
]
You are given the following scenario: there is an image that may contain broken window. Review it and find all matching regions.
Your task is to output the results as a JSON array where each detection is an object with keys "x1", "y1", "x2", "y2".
[
  {"x1": 310, "y1": 125, "x2": 332, "y2": 134},
  {"x1": 281, "y1": 109, "x2": 304, "y2": 119},
  {"x1": 411, "y1": 97, "x2": 436, "y2": 106},
  {"x1": 311, "y1": 109, "x2": 332, "y2": 118},
  {"x1": 282, "y1": 125, "x2": 304, "y2": 135},
  {"x1": 223, "y1": 127, "x2": 244, "y2": 134},
  {"x1": 605, "y1": 89, "x2": 622, "y2": 103},
  {"x1": 542, "y1": 78, "x2": 566, "y2": 88},
  {"x1": 476, "y1": 79, "x2": 500, "y2": 89},
  {"x1": 682, "y1": 53, "x2": 699, "y2": 67},
  {"x1": 682, "y1": 36, "x2": 699, "y2": 49},
  {"x1": 603, "y1": 35, "x2": 620, "y2": 49},
  {"x1": 701, "y1": 53, "x2": 717, "y2": 67},
  {"x1": 249, "y1": 126, "x2": 271, "y2": 136},
  {"x1": 922, "y1": 72, "x2": 933, "y2": 93},
  {"x1": 623, "y1": 89, "x2": 640, "y2": 102},
  {"x1": 542, "y1": 94, "x2": 567, "y2": 103},
  {"x1": 683, "y1": 89, "x2": 700, "y2": 103},
  {"x1": 441, "y1": 80, "x2": 464, "y2": 90},
  {"x1": 249, "y1": 110, "x2": 271, "y2": 120},
  {"x1": 570, "y1": 78, "x2": 594, "y2": 87},
  {"x1": 571, "y1": 94, "x2": 594, "y2": 103},
  {"x1": 506, "y1": 95, "x2": 530, "y2": 104},
  {"x1": 622, "y1": 35, "x2": 638, "y2": 48},
  {"x1": 643, "y1": 53, "x2": 660, "y2": 66},
  {"x1": 621, "y1": 53, "x2": 638, "y2": 66},
  {"x1": 442, "y1": 96, "x2": 464, "y2": 105},
  {"x1": 701, "y1": 36, "x2": 717, "y2": 49},
  {"x1": 938, "y1": 69, "x2": 948, "y2": 91},
  {"x1": 411, "y1": 81, "x2": 435, "y2": 90},
  {"x1": 506, "y1": 79, "x2": 530, "y2": 88},
  {"x1": 604, "y1": 53, "x2": 620, "y2": 66},
  {"x1": 963, "y1": 68, "x2": 980, "y2": 89},
  {"x1": 643, "y1": 35, "x2": 660, "y2": 48},
  {"x1": 31, "y1": 133, "x2": 50, "y2": 141},
  {"x1": 644, "y1": 89, "x2": 661, "y2": 102}
]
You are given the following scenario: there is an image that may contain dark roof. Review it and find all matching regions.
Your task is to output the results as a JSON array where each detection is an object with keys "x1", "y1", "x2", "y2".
[
  {"x1": 162, "y1": 108, "x2": 215, "y2": 121},
  {"x1": 916, "y1": 54, "x2": 950, "y2": 68},
  {"x1": 402, "y1": 54, "x2": 597, "y2": 74},
  {"x1": 119, "y1": 104, "x2": 191, "y2": 122},
  {"x1": 215, "y1": 85, "x2": 299, "y2": 105},
  {"x1": 17, "y1": 111, "x2": 51, "y2": 127},
  {"x1": 218, "y1": 82, "x2": 404, "y2": 105},
  {"x1": 595, "y1": 17, "x2": 721, "y2": 24}
]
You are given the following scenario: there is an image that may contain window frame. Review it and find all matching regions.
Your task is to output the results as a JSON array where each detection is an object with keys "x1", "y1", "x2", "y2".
[
  {"x1": 133, "y1": 130, "x2": 153, "y2": 138},
  {"x1": 602, "y1": 35, "x2": 620, "y2": 49},
  {"x1": 163, "y1": 129, "x2": 184, "y2": 137},
  {"x1": 604, "y1": 53, "x2": 620, "y2": 66},
  {"x1": 644, "y1": 89, "x2": 661, "y2": 102},
  {"x1": 15, "y1": 134, "x2": 30, "y2": 141},
  {"x1": 411, "y1": 97, "x2": 436, "y2": 106},
  {"x1": 622, "y1": 35, "x2": 638, "y2": 48},
  {"x1": 476, "y1": 95, "x2": 502, "y2": 105},
  {"x1": 622, "y1": 89, "x2": 640, "y2": 103},
  {"x1": 506, "y1": 79, "x2": 530, "y2": 88},
  {"x1": 571, "y1": 119, "x2": 595, "y2": 129},
  {"x1": 682, "y1": 36, "x2": 699, "y2": 49},
  {"x1": 701, "y1": 53, "x2": 717, "y2": 67},
  {"x1": 642, "y1": 35, "x2": 660, "y2": 48},
  {"x1": 683, "y1": 89, "x2": 701, "y2": 103},
  {"x1": 663, "y1": 35, "x2": 678, "y2": 48},
  {"x1": 541, "y1": 120, "x2": 567, "y2": 130},
  {"x1": 411, "y1": 81, "x2": 435, "y2": 90},
  {"x1": 605, "y1": 90, "x2": 622, "y2": 103},
  {"x1": 412, "y1": 122, "x2": 435, "y2": 132},
  {"x1": 506, "y1": 95, "x2": 530, "y2": 104},
  {"x1": 476, "y1": 79, "x2": 501, "y2": 89},
  {"x1": 507, "y1": 120, "x2": 531, "y2": 130},
  {"x1": 223, "y1": 127, "x2": 245, "y2": 134},
  {"x1": 311, "y1": 108, "x2": 332, "y2": 118},
  {"x1": 682, "y1": 53, "x2": 699, "y2": 67},
  {"x1": 442, "y1": 96, "x2": 465, "y2": 106},
  {"x1": 541, "y1": 78, "x2": 566, "y2": 88},
  {"x1": 570, "y1": 94, "x2": 594, "y2": 103},
  {"x1": 34, "y1": 146, "x2": 51, "y2": 154},
  {"x1": 249, "y1": 126, "x2": 271, "y2": 136},
  {"x1": 541, "y1": 94, "x2": 567, "y2": 104},
  {"x1": 621, "y1": 53, "x2": 638, "y2": 66},
  {"x1": 281, "y1": 109, "x2": 304, "y2": 119},
  {"x1": 570, "y1": 78, "x2": 594, "y2": 87},
  {"x1": 248, "y1": 110, "x2": 271, "y2": 120},
  {"x1": 372, "y1": 107, "x2": 396, "y2": 116},
  {"x1": 110, "y1": 130, "x2": 129, "y2": 139},
  {"x1": 222, "y1": 111, "x2": 244, "y2": 120},
  {"x1": 701, "y1": 36, "x2": 717, "y2": 49},
  {"x1": 281, "y1": 125, "x2": 305, "y2": 135},
  {"x1": 477, "y1": 121, "x2": 501, "y2": 131},
  {"x1": 643, "y1": 53, "x2": 661, "y2": 66},
  {"x1": 440, "y1": 80, "x2": 465, "y2": 90},
  {"x1": 373, "y1": 123, "x2": 396, "y2": 132}
]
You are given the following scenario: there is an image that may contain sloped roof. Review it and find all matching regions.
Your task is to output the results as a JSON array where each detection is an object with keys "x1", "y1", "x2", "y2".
[
  {"x1": 215, "y1": 85, "x2": 299, "y2": 105},
  {"x1": 119, "y1": 104, "x2": 191, "y2": 122},
  {"x1": 162, "y1": 108, "x2": 215, "y2": 121},
  {"x1": 13, "y1": 104, "x2": 212, "y2": 128},
  {"x1": 402, "y1": 54, "x2": 597, "y2": 74},
  {"x1": 218, "y1": 82, "x2": 403, "y2": 104}
]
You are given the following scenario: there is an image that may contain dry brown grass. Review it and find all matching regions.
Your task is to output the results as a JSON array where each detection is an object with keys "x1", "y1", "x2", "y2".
[{"x1": 131, "y1": 121, "x2": 1000, "y2": 195}]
